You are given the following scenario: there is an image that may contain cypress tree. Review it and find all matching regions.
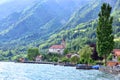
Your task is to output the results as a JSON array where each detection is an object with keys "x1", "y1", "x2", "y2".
[{"x1": 96, "y1": 3, "x2": 114, "y2": 65}]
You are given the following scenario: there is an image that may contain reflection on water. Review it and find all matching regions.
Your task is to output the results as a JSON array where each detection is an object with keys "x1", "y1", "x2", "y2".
[{"x1": 0, "y1": 62, "x2": 119, "y2": 80}]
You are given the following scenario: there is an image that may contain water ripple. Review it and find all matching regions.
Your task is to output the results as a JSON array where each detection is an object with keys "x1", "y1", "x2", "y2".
[{"x1": 0, "y1": 62, "x2": 119, "y2": 80}]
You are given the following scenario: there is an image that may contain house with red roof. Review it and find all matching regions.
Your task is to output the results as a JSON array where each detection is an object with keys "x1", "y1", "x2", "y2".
[
  {"x1": 112, "y1": 49, "x2": 120, "y2": 61},
  {"x1": 107, "y1": 49, "x2": 120, "y2": 66},
  {"x1": 48, "y1": 39, "x2": 66, "y2": 54}
]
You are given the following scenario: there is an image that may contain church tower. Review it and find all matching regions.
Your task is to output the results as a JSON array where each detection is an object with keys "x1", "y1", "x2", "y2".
[{"x1": 61, "y1": 39, "x2": 66, "y2": 48}]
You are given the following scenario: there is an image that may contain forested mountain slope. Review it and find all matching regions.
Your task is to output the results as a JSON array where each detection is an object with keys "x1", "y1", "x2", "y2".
[{"x1": 0, "y1": 0, "x2": 120, "y2": 60}]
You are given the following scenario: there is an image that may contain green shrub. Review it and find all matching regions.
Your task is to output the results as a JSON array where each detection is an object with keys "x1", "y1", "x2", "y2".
[{"x1": 107, "y1": 54, "x2": 113, "y2": 61}]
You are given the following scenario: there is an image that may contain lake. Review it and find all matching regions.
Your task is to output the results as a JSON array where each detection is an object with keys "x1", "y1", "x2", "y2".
[{"x1": 0, "y1": 62, "x2": 119, "y2": 80}]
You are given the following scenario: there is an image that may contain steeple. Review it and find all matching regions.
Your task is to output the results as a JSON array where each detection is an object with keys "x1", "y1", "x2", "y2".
[{"x1": 61, "y1": 39, "x2": 66, "y2": 48}]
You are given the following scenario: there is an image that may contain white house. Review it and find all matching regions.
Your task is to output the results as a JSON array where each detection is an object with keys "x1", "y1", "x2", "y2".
[
  {"x1": 35, "y1": 55, "x2": 42, "y2": 62},
  {"x1": 49, "y1": 39, "x2": 66, "y2": 54}
]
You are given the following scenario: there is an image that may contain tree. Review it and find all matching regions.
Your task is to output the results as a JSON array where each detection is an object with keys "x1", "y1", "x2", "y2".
[
  {"x1": 27, "y1": 48, "x2": 40, "y2": 61},
  {"x1": 52, "y1": 57, "x2": 58, "y2": 62},
  {"x1": 63, "y1": 48, "x2": 69, "y2": 55},
  {"x1": 107, "y1": 54, "x2": 112, "y2": 61},
  {"x1": 79, "y1": 45, "x2": 93, "y2": 64},
  {"x1": 96, "y1": 3, "x2": 114, "y2": 65},
  {"x1": 61, "y1": 57, "x2": 70, "y2": 63},
  {"x1": 70, "y1": 54, "x2": 80, "y2": 64},
  {"x1": 117, "y1": 56, "x2": 120, "y2": 62}
]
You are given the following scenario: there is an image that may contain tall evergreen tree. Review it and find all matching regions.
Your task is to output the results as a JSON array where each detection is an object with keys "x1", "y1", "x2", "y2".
[{"x1": 96, "y1": 3, "x2": 114, "y2": 65}]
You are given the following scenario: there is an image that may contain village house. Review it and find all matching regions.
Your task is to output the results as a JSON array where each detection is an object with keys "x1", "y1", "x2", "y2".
[
  {"x1": 19, "y1": 58, "x2": 25, "y2": 62},
  {"x1": 112, "y1": 49, "x2": 120, "y2": 61},
  {"x1": 107, "y1": 49, "x2": 120, "y2": 66},
  {"x1": 35, "y1": 55, "x2": 42, "y2": 62},
  {"x1": 65, "y1": 53, "x2": 79, "y2": 58},
  {"x1": 66, "y1": 53, "x2": 72, "y2": 58},
  {"x1": 48, "y1": 39, "x2": 66, "y2": 54}
]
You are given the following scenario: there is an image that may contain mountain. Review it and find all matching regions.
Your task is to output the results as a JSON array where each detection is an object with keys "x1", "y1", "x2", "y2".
[
  {"x1": 0, "y1": 0, "x2": 120, "y2": 60},
  {"x1": 0, "y1": 0, "x2": 38, "y2": 19},
  {"x1": 39, "y1": 0, "x2": 120, "y2": 49},
  {"x1": 64, "y1": 0, "x2": 118, "y2": 29},
  {"x1": 0, "y1": 0, "x2": 91, "y2": 41}
]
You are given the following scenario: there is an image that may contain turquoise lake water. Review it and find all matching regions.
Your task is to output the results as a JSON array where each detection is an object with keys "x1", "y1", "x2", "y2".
[{"x1": 0, "y1": 62, "x2": 120, "y2": 80}]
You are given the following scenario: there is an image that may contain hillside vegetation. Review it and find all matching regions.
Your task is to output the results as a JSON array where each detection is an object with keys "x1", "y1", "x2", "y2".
[{"x1": 0, "y1": 0, "x2": 120, "y2": 61}]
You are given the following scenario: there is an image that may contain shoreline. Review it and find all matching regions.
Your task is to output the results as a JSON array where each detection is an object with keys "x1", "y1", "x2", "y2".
[
  {"x1": 3, "y1": 61, "x2": 119, "y2": 73},
  {"x1": 1, "y1": 61, "x2": 120, "y2": 74},
  {"x1": 16, "y1": 61, "x2": 96, "y2": 70},
  {"x1": 99, "y1": 66, "x2": 120, "y2": 75},
  {"x1": 17, "y1": 61, "x2": 76, "y2": 67}
]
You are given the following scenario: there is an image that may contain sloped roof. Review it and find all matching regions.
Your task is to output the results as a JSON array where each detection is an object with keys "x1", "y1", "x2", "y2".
[
  {"x1": 50, "y1": 45, "x2": 65, "y2": 49},
  {"x1": 113, "y1": 49, "x2": 120, "y2": 56},
  {"x1": 107, "y1": 61, "x2": 120, "y2": 66},
  {"x1": 66, "y1": 53, "x2": 72, "y2": 58}
]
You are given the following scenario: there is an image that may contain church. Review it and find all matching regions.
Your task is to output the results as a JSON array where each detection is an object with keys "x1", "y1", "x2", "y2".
[{"x1": 48, "y1": 39, "x2": 66, "y2": 54}]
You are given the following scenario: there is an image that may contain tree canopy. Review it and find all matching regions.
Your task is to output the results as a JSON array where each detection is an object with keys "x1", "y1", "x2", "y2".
[
  {"x1": 27, "y1": 48, "x2": 40, "y2": 61},
  {"x1": 78, "y1": 45, "x2": 93, "y2": 64},
  {"x1": 96, "y1": 3, "x2": 114, "y2": 65},
  {"x1": 70, "y1": 54, "x2": 80, "y2": 64}
]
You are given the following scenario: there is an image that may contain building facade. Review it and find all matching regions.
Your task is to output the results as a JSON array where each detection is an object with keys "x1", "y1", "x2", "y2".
[
  {"x1": 48, "y1": 39, "x2": 66, "y2": 54},
  {"x1": 35, "y1": 55, "x2": 42, "y2": 62},
  {"x1": 112, "y1": 49, "x2": 120, "y2": 61}
]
